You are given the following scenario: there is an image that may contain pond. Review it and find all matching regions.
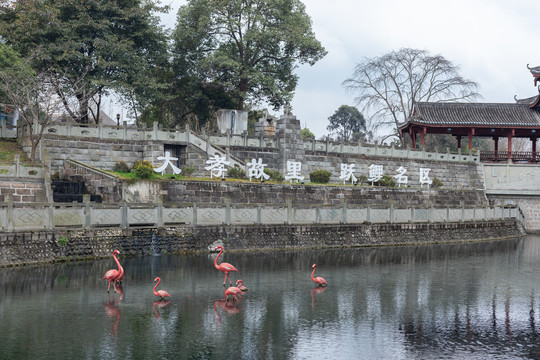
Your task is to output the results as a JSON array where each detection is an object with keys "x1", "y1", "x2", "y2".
[{"x1": 1, "y1": 235, "x2": 540, "y2": 359}]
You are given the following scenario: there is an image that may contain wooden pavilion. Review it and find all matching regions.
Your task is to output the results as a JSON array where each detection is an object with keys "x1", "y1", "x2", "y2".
[{"x1": 399, "y1": 65, "x2": 540, "y2": 162}]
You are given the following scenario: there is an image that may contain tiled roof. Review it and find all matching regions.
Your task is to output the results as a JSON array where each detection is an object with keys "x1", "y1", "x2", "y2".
[
  {"x1": 528, "y1": 64, "x2": 540, "y2": 75},
  {"x1": 409, "y1": 102, "x2": 540, "y2": 127}
]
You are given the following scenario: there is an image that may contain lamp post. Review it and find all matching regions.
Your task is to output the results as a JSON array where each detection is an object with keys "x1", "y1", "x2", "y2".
[{"x1": 116, "y1": 113, "x2": 120, "y2": 126}]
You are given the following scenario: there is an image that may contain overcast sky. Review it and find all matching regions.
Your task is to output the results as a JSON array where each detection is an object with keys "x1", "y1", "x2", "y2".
[{"x1": 158, "y1": 0, "x2": 540, "y2": 138}]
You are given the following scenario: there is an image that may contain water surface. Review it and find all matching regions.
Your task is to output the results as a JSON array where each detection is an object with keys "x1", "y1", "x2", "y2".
[{"x1": 1, "y1": 236, "x2": 540, "y2": 359}]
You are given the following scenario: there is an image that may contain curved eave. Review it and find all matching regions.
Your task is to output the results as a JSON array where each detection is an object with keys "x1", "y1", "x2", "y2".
[{"x1": 401, "y1": 120, "x2": 540, "y2": 129}]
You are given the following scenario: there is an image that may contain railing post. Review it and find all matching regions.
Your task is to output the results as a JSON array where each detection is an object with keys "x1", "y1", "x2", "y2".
[
  {"x1": 316, "y1": 205, "x2": 320, "y2": 224},
  {"x1": 84, "y1": 194, "x2": 91, "y2": 229},
  {"x1": 461, "y1": 201, "x2": 465, "y2": 222},
  {"x1": 342, "y1": 200, "x2": 347, "y2": 224},
  {"x1": 287, "y1": 198, "x2": 292, "y2": 225},
  {"x1": 153, "y1": 121, "x2": 159, "y2": 140},
  {"x1": 192, "y1": 203, "x2": 197, "y2": 225},
  {"x1": 47, "y1": 204, "x2": 53, "y2": 229},
  {"x1": 123, "y1": 121, "x2": 128, "y2": 140},
  {"x1": 389, "y1": 203, "x2": 394, "y2": 224},
  {"x1": 366, "y1": 205, "x2": 371, "y2": 223},
  {"x1": 257, "y1": 205, "x2": 261, "y2": 225},
  {"x1": 6, "y1": 194, "x2": 13, "y2": 232},
  {"x1": 225, "y1": 197, "x2": 231, "y2": 225},
  {"x1": 446, "y1": 207, "x2": 450, "y2": 223},
  {"x1": 121, "y1": 203, "x2": 128, "y2": 228},
  {"x1": 157, "y1": 197, "x2": 164, "y2": 228},
  {"x1": 14, "y1": 154, "x2": 20, "y2": 177}
]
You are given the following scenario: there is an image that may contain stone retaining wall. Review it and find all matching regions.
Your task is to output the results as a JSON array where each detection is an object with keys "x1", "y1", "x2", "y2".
[
  {"x1": 0, "y1": 220, "x2": 525, "y2": 267},
  {"x1": 63, "y1": 160, "x2": 122, "y2": 202},
  {"x1": 166, "y1": 180, "x2": 488, "y2": 207}
]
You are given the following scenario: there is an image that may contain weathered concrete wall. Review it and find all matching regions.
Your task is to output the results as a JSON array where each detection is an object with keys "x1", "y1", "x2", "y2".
[
  {"x1": 0, "y1": 178, "x2": 45, "y2": 203},
  {"x1": 489, "y1": 195, "x2": 540, "y2": 233},
  {"x1": 166, "y1": 180, "x2": 488, "y2": 207},
  {"x1": 0, "y1": 220, "x2": 525, "y2": 267}
]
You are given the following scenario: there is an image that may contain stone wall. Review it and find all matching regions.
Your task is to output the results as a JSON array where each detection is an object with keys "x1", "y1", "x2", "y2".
[
  {"x1": 33, "y1": 135, "x2": 161, "y2": 171},
  {"x1": 0, "y1": 178, "x2": 45, "y2": 203},
  {"x1": 63, "y1": 160, "x2": 122, "y2": 202},
  {"x1": 166, "y1": 180, "x2": 488, "y2": 207},
  {"x1": 489, "y1": 195, "x2": 540, "y2": 233},
  {"x1": 0, "y1": 220, "x2": 525, "y2": 267}
]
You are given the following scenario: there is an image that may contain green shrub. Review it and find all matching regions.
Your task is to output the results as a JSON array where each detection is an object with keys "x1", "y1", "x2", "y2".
[
  {"x1": 309, "y1": 169, "x2": 332, "y2": 184},
  {"x1": 375, "y1": 175, "x2": 397, "y2": 187},
  {"x1": 264, "y1": 168, "x2": 284, "y2": 182},
  {"x1": 182, "y1": 166, "x2": 195, "y2": 177},
  {"x1": 57, "y1": 235, "x2": 69, "y2": 247},
  {"x1": 133, "y1": 160, "x2": 154, "y2": 178},
  {"x1": 356, "y1": 175, "x2": 368, "y2": 185},
  {"x1": 432, "y1": 177, "x2": 443, "y2": 188},
  {"x1": 227, "y1": 166, "x2": 246, "y2": 179},
  {"x1": 113, "y1": 161, "x2": 130, "y2": 173}
]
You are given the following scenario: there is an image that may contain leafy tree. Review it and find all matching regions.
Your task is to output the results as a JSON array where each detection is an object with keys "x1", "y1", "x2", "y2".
[
  {"x1": 172, "y1": 0, "x2": 327, "y2": 113},
  {"x1": 326, "y1": 105, "x2": 366, "y2": 142},
  {"x1": 0, "y1": 0, "x2": 168, "y2": 124},
  {"x1": 301, "y1": 127, "x2": 315, "y2": 141},
  {"x1": 343, "y1": 48, "x2": 479, "y2": 143}
]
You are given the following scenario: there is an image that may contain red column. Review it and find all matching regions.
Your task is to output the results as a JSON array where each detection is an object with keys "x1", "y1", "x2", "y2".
[
  {"x1": 468, "y1": 128, "x2": 475, "y2": 150},
  {"x1": 456, "y1": 136, "x2": 462, "y2": 150},
  {"x1": 507, "y1": 129, "x2": 514, "y2": 161},
  {"x1": 493, "y1": 136, "x2": 499, "y2": 161},
  {"x1": 532, "y1": 137, "x2": 537, "y2": 162},
  {"x1": 410, "y1": 128, "x2": 416, "y2": 148},
  {"x1": 420, "y1": 127, "x2": 426, "y2": 147}
]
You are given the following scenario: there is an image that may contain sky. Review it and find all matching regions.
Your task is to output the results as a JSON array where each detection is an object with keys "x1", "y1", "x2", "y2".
[{"x1": 154, "y1": 0, "x2": 540, "y2": 139}]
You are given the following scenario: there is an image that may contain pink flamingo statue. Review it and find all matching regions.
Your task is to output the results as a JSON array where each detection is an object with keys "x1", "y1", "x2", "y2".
[
  {"x1": 224, "y1": 284, "x2": 243, "y2": 302},
  {"x1": 236, "y1": 279, "x2": 248, "y2": 292},
  {"x1": 103, "y1": 250, "x2": 124, "y2": 292},
  {"x1": 311, "y1": 264, "x2": 327, "y2": 287},
  {"x1": 115, "y1": 256, "x2": 124, "y2": 284},
  {"x1": 153, "y1": 277, "x2": 172, "y2": 300},
  {"x1": 214, "y1": 245, "x2": 238, "y2": 286}
]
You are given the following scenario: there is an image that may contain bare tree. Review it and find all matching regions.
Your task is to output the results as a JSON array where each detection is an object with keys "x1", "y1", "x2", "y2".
[
  {"x1": 343, "y1": 48, "x2": 480, "y2": 144},
  {"x1": 0, "y1": 55, "x2": 89, "y2": 162}
]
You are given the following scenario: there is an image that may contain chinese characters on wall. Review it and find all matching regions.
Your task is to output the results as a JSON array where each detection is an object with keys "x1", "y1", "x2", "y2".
[{"x1": 154, "y1": 153, "x2": 433, "y2": 186}]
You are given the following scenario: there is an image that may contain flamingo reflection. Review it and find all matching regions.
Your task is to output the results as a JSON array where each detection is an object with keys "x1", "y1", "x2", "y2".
[
  {"x1": 103, "y1": 288, "x2": 123, "y2": 338},
  {"x1": 213, "y1": 299, "x2": 242, "y2": 325},
  {"x1": 153, "y1": 300, "x2": 170, "y2": 319},
  {"x1": 311, "y1": 285, "x2": 327, "y2": 308}
]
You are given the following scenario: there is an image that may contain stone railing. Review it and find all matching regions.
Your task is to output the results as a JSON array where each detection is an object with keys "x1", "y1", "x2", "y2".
[
  {"x1": 0, "y1": 194, "x2": 523, "y2": 231},
  {"x1": 22, "y1": 121, "x2": 480, "y2": 164},
  {"x1": 0, "y1": 155, "x2": 45, "y2": 178}
]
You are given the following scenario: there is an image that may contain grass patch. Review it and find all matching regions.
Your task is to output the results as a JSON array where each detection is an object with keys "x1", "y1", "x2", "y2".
[{"x1": 0, "y1": 138, "x2": 30, "y2": 165}]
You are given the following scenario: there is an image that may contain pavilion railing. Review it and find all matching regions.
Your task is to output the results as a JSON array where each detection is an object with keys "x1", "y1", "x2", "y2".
[{"x1": 480, "y1": 151, "x2": 540, "y2": 163}]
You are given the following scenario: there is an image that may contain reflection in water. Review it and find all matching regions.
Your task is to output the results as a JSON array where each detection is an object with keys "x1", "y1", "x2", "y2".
[
  {"x1": 153, "y1": 300, "x2": 170, "y2": 319},
  {"x1": 310, "y1": 286, "x2": 327, "y2": 308},
  {"x1": 102, "y1": 285, "x2": 122, "y2": 339},
  {"x1": 3, "y1": 235, "x2": 540, "y2": 359}
]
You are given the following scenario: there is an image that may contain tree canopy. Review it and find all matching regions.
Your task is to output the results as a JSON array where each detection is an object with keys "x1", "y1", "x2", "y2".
[
  {"x1": 172, "y1": 0, "x2": 327, "y2": 112},
  {"x1": 0, "y1": 0, "x2": 169, "y2": 123},
  {"x1": 327, "y1": 105, "x2": 367, "y2": 142},
  {"x1": 343, "y1": 48, "x2": 479, "y2": 144}
]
